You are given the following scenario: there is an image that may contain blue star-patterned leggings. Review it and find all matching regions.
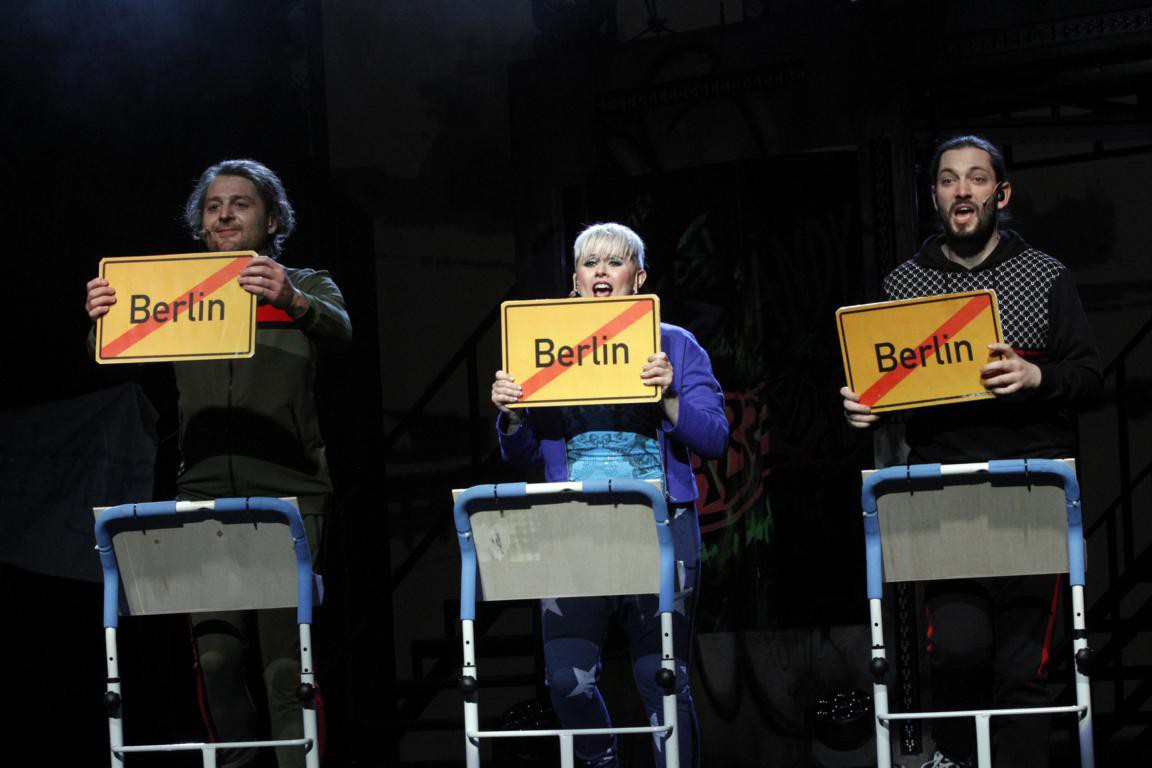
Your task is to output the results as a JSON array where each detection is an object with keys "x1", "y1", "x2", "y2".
[{"x1": 541, "y1": 505, "x2": 700, "y2": 768}]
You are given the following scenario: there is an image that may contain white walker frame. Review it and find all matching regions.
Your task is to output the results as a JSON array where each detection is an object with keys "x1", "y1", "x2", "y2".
[
  {"x1": 453, "y1": 479, "x2": 680, "y2": 768},
  {"x1": 94, "y1": 497, "x2": 322, "y2": 768},
  {"x1": 861, "y1": 459, "x2": 1095, "y2": 768}
]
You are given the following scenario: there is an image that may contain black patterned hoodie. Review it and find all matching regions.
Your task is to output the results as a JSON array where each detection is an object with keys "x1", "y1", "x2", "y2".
[{"x1": 883, "y1": 230, "x2": 1102, "y2": 462}]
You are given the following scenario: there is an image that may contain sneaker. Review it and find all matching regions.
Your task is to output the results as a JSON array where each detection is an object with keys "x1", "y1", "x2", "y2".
[{"x1": 920, "y1": 751, "x2": 970, "y2": 768}]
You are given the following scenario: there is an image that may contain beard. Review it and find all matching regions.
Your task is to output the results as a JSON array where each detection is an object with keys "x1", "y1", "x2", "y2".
[{"x1": 938, "y1": 199, "x2": 998, "y2": 257}]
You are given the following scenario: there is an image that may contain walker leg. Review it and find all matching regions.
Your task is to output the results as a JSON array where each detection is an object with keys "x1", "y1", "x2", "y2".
[
  {"x1": 873, "y1": 680, "x2": 891, "y2": 768},
  {"x1": 869, "y1": 599, "x2": 892, "y2": 768},
  {"x1": 464, "y1": 704, "x2": 480, "y2": 768},
  {"x1": 559, "y1": 732, "x2": 575, "y2": 768},
  {"x1": 974, "y1": 714, "x2": 991, "y2": 768},
  {"x1": 660, "y1": 611, "x2": 680, "y2": 768},
  {"x1": 461, "y1": 620, "x2": 480, "y2": 768},
  {"x1": 299, "y1": 623, "x2": 320, "y2": 768},
  {"x1": 662, "y1": 694, "x2": 680, "y2": 768},
  {"x1": 105, "y1": 627, "x2": 125, "y2": 768},
  {"x1": 1078, "y1": 713, "x2": 1095, "y2": 768},
  {"x1": 1070, "y1": 584, "x2": 1095, "y2": 768}
]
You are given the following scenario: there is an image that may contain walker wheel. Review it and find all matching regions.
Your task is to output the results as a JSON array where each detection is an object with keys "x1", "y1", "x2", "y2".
[
  {"x1": 458, "y1": 674, "x2": 479, "y2": 696},
  {"x1": 1075, "y1": 647, "x2": 1095, "y2": 676}
]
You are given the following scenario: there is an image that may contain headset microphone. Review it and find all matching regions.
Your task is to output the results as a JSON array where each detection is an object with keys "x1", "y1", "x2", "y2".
[{"x1": 982, "y1": 182, "x2": 1006, "y2": 210}]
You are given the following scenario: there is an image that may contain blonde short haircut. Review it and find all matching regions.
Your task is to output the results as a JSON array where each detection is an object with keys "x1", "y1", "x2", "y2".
[{"x1": 573, "y1": 222, "x2": 646, "y2": 270}]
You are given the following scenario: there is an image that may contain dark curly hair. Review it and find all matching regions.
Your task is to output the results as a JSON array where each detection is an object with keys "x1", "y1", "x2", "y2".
[{"x1": 184, "y1": 159, "x2": 296, "y2": 258}]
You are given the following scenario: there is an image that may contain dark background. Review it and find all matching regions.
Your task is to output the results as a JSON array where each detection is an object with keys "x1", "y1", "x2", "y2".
[{"x1": 1, "y1": 1, "x2": 1150, "y2": 765}]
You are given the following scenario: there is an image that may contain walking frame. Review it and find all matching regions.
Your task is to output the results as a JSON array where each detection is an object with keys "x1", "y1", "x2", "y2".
[
  {"x1": 94, "y1": 497, "x2": 321, "y2": 768},
  {"x1": 453, "y1": 478, "x2": 681, "y2": 768},
  {"x1": 862, "y1": 459, "x2": 1094, "y2": 768}
]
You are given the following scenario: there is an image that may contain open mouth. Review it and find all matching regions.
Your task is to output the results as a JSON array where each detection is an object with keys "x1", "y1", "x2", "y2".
[
  {"x1": 951, "y1": 204, "x2": 976, "y2": 225},
  {"x1": 592, "y1": 282, "x2": 613, "y2": 296}
]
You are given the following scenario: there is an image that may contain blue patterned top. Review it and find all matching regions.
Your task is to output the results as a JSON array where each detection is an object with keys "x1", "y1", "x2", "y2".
[{"x1": 561, "y1": 404, "x2": 663, "y2": 481}]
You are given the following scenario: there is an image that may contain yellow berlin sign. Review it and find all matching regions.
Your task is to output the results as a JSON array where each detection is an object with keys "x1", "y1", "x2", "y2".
[
  {"x1": 836, "y1": 290, "x2": 1003, "y2": 412},
  {"x1": 501, "y1": 295, "x2": 661, "y2": 407},
  {"x1": 95, "y1": 251, "x2": 257, "y2": 365}
]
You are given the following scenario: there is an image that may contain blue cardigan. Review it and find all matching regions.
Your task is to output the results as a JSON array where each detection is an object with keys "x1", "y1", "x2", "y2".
[{"x1": 496, "y1": 323, "x2": 729, "y2": 505}]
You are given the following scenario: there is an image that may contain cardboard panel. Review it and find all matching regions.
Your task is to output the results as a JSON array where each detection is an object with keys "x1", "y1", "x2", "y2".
[{"x1": 864, "y1": 461, "x2": 1072, "y2": 582}]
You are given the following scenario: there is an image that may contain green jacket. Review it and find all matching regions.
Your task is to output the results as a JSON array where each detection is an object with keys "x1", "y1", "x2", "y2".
[{"x1": 174, "y1": 266, "x2": 351, "y2": 498}]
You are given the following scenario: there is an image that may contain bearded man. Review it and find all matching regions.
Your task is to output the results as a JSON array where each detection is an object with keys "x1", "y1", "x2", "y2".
[{"x1": 841, "y1": 135, "x2": 1101, "y2": 767}]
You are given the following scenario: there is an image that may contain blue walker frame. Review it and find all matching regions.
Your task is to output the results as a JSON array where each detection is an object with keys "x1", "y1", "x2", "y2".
[
  {"x1": 861, "y1": 459, "x2": 1095, "y2": 768},
  {"x1": 453, "y1": 478, "x2": 681, "y2": 768},
  {"x1": 94, "y1": 497, "x2": 321, "y2": 768}
]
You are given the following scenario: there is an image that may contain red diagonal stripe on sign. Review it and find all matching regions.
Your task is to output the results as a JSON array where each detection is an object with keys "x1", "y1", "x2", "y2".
[
  {"x1": 858, "y1": 295, "x2": 990, "y2": 407},
  {"x1": 100, "y1": 256, "x2": 251, "y2": 358},
  {"x1": 518, "y1": 300, "x2": 653, "y2": 401}
]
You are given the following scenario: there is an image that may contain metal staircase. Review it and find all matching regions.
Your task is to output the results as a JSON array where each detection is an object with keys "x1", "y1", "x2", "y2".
[
  {"x1": 372, "y1": 288, "x2": 550, "y2": 766},
  {"x1": 1080, "y1": 313, "x2": 1152, "y2": 754}
]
